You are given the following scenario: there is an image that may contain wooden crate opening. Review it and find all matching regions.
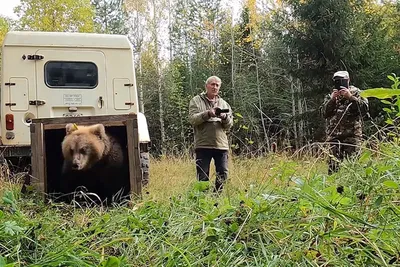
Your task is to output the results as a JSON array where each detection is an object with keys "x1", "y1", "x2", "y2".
[{"x1": 30, "y1": 114, "x2": 142, "y2": 205}]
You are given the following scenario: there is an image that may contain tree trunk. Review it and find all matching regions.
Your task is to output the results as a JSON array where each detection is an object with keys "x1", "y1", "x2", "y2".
[
  {"x1": 178, "y1": 102, "x2": 186, "y2": 149},
  {"x1": 138, "y1": 55, "x2": 145, "y2": 113},
  {"x1": 230, "y1": 9, "x2": 236, "y2": 105},
  {"x1": 251, "y1": 26, "x2": 268, "y2": 150},
  {"x1": 150, "y1": 0, "x2": 166, "y2": 155},
  {"x1": 168, "y1": 0, "x2": 172, "y2": 60},
  {"x1": 255, "y1": 57, "x2": 269, "y2": 150},
  {"x1": 291, "y1": 76, "x2": 299, "y2": 149},
  {"x1": 156, "y1": 64, "x2": 166, "y2": 154},
  {"x1": 297, "y1": 78, "x2": 303, "y2": 147},
  {"x1": 296, "y1": 53, "x2": 303, "y2": 148},
  {"x1": 133, "y1": 3, "x2": 145, "y2": 113}
]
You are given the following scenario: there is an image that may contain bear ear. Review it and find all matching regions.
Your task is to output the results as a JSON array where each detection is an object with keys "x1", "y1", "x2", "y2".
[
  {"x1": 90, "y1": 124, "x2": 106, "y2": 139},
  {"x1": 65, "y1": 123, "x2": 78, "y2": 135}
]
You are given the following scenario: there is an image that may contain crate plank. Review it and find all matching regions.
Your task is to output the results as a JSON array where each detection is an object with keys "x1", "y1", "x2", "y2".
[
  {"x1": 126, "y1": 119, "x2": 142, "y2": 199},
  {"x1": 32, "y1": 114, "x2": 137, "y2": 125},
  {"x1": 43, "y1": 120, "x2": 128, "y2": 130},
  {"x1": 30, "y1": 122, "x2": 46, "y2": 194}
]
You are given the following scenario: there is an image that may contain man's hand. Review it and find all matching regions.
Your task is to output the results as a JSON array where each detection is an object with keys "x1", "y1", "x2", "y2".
[
  {"x1": 208, "y1": 108, "x2": 228, "y2": 119},
  {"x1": 208, "y1": 108, "x2": 217, "y2": 118},
  {"x1": 331, "y1": 89, "x2": 340, "y2": 99},
  {"x1": 339, "y1": 88, "x2": 352, "y2": 99},
  {"x1": 219, "y1": 113, "x2": 227, "y2": 120}
]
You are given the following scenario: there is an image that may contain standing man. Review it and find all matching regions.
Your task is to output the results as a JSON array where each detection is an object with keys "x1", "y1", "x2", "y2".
[
  {"x1": 188, "y1": 76, "x2": 233, "y2": 193},
  {"x1": 320, "y1": 71, "x2": 369, "y2": 174}
]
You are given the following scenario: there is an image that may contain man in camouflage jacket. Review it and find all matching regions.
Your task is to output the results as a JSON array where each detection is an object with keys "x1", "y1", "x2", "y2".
[
  {"x1": 320, "y1": 71, "x2": 369, "y2": 174},
  {"x1": 189, "y1": 76, "x2": 233, "y2": 192}
]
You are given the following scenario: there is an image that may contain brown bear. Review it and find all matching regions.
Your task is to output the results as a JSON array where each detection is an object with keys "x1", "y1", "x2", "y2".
[{"x1": 60, "y1": 123, "x2": 130, "y2": 204}]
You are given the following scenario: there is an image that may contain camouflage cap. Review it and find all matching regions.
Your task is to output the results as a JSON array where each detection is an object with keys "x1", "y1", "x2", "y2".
[{"x1": 333, "y1": 71, "x2": 349, "y2": 80}]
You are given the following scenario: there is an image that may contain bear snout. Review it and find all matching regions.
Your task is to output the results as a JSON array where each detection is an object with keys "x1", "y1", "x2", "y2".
[
  {"x1": 72, "y1": 162, "x2": 81, "y2": 170},
  {"x1": 72, "y1": 156, "x2": 85, "y2": 170}
]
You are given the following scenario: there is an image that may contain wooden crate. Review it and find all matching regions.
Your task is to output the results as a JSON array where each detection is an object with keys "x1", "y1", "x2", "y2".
[{"x1": 29, "y1": 114, "x2": 142, "y2": 202}]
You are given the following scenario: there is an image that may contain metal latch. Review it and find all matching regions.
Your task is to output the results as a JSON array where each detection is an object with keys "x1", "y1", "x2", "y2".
[
  {"x1": 124, "y1": 83, "x2": 134, "y2": 87},
  {"x1": 5, "y1": 83, "x2": 16, "y2": 86},
  {"x1": 23, "y1": 54, "x2": 44, "y2": 60},
  {"x1": 5, "y1": 103, "x2": 16, "y2": 106},
  {"x1": 125, "y1": 102, "x2": 135, "y2": 106},
  {"x1": 29, "y1": 100, "x2": 46, "y2": 106},
  {"x1": 98, "y1": 96, "x2": 104, "y2": 109}
]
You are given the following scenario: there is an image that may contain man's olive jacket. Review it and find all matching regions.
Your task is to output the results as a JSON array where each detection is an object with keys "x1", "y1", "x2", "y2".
[{"x1": 189, "y1": 92, "x2": 233, "y2": 150}]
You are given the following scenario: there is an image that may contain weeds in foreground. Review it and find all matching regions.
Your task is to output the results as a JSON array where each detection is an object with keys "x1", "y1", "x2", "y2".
[{"x1": 0, "y1": 142, "x2": 400, "y2": 266}]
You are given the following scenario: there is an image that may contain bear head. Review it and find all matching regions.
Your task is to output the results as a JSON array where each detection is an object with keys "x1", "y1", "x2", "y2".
[{"x1": 61, "y1": 123, "x2": 110, "y2": 171}]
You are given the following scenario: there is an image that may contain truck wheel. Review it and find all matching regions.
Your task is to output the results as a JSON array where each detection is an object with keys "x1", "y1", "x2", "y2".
[{"x1": 140, "y1": 152, "x2": 150, "y2": 187}]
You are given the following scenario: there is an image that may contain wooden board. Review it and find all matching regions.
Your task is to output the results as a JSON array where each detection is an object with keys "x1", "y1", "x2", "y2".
[
  {"x1": 126, "y1": 119, "x2": 142, "y2": 199},
  {"x1": 30, "y1": 122, "x2": 46, "y2": 194},
  {"x1": 43, "y1": 120, "x2": 129, "y2": 130},
  {"x1": 32, "y1": 114, "x2": 137, "y2": 125}
]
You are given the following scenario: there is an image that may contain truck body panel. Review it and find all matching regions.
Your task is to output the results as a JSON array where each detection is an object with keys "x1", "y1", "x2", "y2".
[{"x1": 0, "y1": 31, "x2": 150, "y2": 147}]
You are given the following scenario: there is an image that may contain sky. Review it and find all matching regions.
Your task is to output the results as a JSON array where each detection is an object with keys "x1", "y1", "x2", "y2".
[{"x1": 0, "y1": 0, "x2": 20, "y2": 19}]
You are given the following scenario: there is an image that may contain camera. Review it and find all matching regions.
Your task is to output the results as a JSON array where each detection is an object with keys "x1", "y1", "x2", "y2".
[
  {"x1": 334, "y1": 79, "x2": 349, "y2": 90},
  {"x1": 215, "y1": 107, "x2": 229, "y2": 116}
]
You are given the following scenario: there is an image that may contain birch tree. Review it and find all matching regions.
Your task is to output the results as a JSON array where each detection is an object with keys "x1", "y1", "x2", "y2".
[
  {"x1": 15, "y1": 0, "x2": 95, "y2": 32},
  {"x1": 125, "y1": 0, "x2": 147, "y2": 113},
  {"x1": 92, "y1": 0, "x2": 129, "y2": 34},
  {"x1": 126, "y1": 0, "x2": 168, "y2": 155}
]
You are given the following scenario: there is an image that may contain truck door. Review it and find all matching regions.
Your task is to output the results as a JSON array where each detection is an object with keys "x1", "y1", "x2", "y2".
[
  {"x1": 113, "y1": 78, "x2": 132, "y2": 110},
  {"x1": 35, "y1": 50, "x2": 107, "y2": 118},
  {"x1": 9, "y1": 77, "x2": 29, "y2": 111}
]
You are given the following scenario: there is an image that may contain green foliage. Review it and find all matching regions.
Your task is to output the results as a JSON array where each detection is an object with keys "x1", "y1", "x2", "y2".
[
  {"x1": 361, "y1": 74, "x2": 400, "y2": 130},
  {"x1": 0, "y1": 16, "x2": 10, "y2": 45},
  {"x1": 14, "y1": 0, "x2": 95, "y2": 32},
  {"x1": 361, "y1": 88, "x2": 400, "y2": 99},
  {"x1": 91, "y1": 0, "x2": 129, "y2": 34},
  {"x1": 98, "y1": 256, "x2": 121, "y2": 267},
  {"x1": 162, "y1": 59, "x2": 193, "y2": 153},
  {"x1": 3, "y1": 0, "x2": 400, "y2": 155},
  {"x1": 2, "y1": 221, "x2": 25, "y2": 236},
  {"x1": 0, "y1": 256, "x2": 16, "y2": 267},
  {"x1": 3, "y1": 146, "x2": 400, "y2": 265},
  {"x1": 351, "y1": 1, "x2": 400, "y2": 89},
  {"x1": 0, "y1": 16, "x2": 11, "y2": 82},
  {"x1": 272, "y1": 0, "x2": 357, "y2": 143},
  {"x1": 132, "y1": 0, "x2": 400, "y2": 155}
]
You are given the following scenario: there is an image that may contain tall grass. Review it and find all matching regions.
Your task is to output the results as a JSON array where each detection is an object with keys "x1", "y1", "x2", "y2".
[{"x1": 1, "y1": 141, "x2": 400, "y2": 266}]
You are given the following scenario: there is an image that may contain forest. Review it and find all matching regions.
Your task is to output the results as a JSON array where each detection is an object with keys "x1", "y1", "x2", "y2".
[
  {"x1": 1, "y1": 0, "x2": 399, "y2": 157},
  {"x1": 3, "y1": 1, "x2": 400, "y2": 266}
]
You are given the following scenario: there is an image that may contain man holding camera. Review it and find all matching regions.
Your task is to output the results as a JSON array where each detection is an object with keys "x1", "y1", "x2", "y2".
[
  {"x1": 320, "y1": 71, "x2": 369, "y2": 174},
  {"x1": 189, "y1": 76, "x2": 233, "y2": 193}
]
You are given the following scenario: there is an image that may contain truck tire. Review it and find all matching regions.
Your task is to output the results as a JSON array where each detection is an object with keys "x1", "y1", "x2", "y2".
[{"x1": 140, "y1": 152, "x2": 150, "y2": 187}]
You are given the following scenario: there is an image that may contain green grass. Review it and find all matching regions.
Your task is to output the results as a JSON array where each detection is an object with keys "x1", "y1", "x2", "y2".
[{"x1": 1, "y1": 142, "x2": 400, "y2": 266}]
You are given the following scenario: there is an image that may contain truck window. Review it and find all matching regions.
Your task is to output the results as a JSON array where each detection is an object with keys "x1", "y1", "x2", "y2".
[{"x1": 44, "y1": 61, "x2": 98, "y2": 89}]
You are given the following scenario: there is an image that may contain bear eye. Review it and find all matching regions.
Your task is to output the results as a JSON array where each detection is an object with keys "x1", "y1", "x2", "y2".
[
  {"x1": 70, "y1": 148, "x2": 74, "y2": 155},
  {"x1": 79, "y1": 148, "x2": 86, "y2": 154}
]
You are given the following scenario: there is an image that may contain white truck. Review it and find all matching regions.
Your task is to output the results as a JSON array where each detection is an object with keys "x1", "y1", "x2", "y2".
[{"x1": 0, "y1": 31, "x2": 151, "y2": 184}]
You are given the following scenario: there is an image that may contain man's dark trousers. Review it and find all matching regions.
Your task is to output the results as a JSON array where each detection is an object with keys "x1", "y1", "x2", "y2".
[
  {"x1": 195, "y1": 148, "x2": 228, "y2": 192},
  {"x1": 328, "y1": 137, "x2": 361, "y2": 175}
]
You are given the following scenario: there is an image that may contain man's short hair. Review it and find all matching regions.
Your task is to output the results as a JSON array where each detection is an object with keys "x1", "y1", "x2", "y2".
[
  {"x1": 333, "y1": 71, "x2": 349, "y2": 80},
  {"x1": 206, "y1": 76, "x2": 222, "y2": 85}
]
